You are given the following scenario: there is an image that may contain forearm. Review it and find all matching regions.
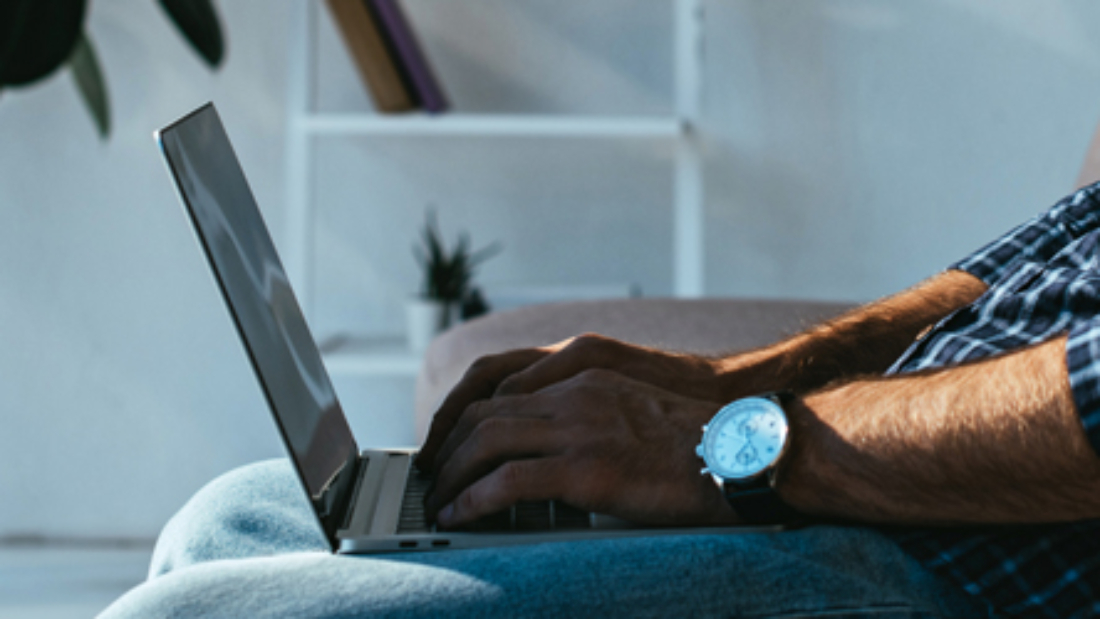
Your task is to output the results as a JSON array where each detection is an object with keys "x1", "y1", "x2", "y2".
[
  {"x1": 713, "y1": 270, "x2": 988, "y2": 399},
  {"x1": 779, "y1": 336, "x2": 1100, "y2": 525}
]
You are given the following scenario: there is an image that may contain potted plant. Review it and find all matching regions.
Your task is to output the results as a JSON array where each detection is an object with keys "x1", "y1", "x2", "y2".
[{"x1": 408, "y1": 211, "x2": 500, "y2": 351}]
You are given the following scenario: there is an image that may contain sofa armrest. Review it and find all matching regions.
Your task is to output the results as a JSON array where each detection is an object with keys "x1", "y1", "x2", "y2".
[{"x1": 414, "y1": 297, "x2": 855, "y2": 440}]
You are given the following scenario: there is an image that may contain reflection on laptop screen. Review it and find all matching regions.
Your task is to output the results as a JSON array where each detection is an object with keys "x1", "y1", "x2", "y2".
[{"x1": 158, "y1": 104, "x2": 357, "y2": 499}]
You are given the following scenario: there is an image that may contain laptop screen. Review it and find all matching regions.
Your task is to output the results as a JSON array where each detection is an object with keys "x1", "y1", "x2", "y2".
[{"x1": 157, "y1": 104, "x2": 357, "y2": 501}]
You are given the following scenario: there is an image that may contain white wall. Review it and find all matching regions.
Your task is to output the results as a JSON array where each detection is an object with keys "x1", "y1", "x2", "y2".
[
  {"x1": 2, "y1": 0, "x2": 1100, "y2": 538},
  {"x1": 703, "y1": 0, "x2": 1100, "y2": 299},
  {"x1": 0, "y1": 1, "x2": 294, "y2": 539}
]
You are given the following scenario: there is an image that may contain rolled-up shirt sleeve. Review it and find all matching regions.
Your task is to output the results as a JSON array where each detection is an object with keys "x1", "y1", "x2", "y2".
[
  {"x1": 944, "y1": 181, "x2": 1100, "y2": 456},
  {"x1": 1067, "y1": 316, "x2": 1100, "y2": 454}
]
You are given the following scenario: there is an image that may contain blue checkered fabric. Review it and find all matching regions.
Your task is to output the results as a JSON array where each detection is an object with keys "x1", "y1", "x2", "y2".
[{"x1": 884, "y1": 181, "x2": 1100, "y2": 617}]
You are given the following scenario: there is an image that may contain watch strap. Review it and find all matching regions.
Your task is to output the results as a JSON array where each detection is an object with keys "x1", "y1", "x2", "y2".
[
  {"x1": 723, "y1": 483, "x2": 802, "y2": 524},
  {"x1": 762, "y1": 389, "x2": 795, "y2": 406}
]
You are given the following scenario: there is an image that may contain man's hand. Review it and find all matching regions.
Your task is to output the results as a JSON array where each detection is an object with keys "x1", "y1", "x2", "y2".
[
  {"x1": 417, "y1": 333, "x2": 727, "y2": 472},
  {"x1": 423, "y1": 369, "x2": 738, "y2": 529}
]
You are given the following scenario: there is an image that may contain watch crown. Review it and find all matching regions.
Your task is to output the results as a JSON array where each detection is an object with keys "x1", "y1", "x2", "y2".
[
  {"x1": 695, "y1": 444, "x2": 704, "y2": 458},
  {"x1": 700, "y1": 467, "x2": 711, "y2": 476},
  {"x1": 702, "y1": 424, "x2": 709, "y2": 432}
]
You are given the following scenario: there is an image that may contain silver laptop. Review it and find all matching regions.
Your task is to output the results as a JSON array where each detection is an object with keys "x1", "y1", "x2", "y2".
[{"x1": 156, "y1": 103, "x2": 777, "y2": 554}]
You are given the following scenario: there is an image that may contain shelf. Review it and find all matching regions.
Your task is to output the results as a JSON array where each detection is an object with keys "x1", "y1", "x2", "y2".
[
  {"x1": 319, "y1": 333, "x2": 423, "y2": 377},
  {"x1": 286, "y1": 0, "x2": 708, "y2": 375},
  {"x1": 296, "y1": 113, "x2": 686, "y2": 139}
]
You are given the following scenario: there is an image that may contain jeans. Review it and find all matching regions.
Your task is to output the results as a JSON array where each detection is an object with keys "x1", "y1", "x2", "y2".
[{"x1": 99, "y1": 459, "x2": 993, "y2": 618}]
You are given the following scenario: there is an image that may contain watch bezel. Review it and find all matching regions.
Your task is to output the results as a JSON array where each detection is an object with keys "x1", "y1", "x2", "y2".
[{"x1": 699, "y1": 396, "x2": 790, "y2": 483}]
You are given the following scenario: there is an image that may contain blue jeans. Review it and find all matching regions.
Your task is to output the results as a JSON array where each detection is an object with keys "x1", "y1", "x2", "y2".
[{"x1": 100, "y1": 460, "x2": 992, "y2": 618}]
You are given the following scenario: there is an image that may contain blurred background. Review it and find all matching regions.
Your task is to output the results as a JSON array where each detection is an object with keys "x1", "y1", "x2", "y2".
[{"x1": 3, "y1": 0, "x2": 1100, "y2": 614}]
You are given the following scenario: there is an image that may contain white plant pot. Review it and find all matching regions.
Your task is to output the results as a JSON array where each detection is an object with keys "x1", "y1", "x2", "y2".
[{"x1": 406, "y1": 298, "x2": 448, "y2": 352}]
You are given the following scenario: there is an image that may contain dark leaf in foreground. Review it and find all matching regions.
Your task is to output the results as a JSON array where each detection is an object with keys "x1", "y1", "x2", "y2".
[
  {"x1": 0, "y1": 0, "x2": 87, "y2": 87},
  {"x1": 69, "y1": 32, "x2": 110, "y2": 138},
  {"x1": 158, "y1": 0, "x2": 225, "y2": 68}
]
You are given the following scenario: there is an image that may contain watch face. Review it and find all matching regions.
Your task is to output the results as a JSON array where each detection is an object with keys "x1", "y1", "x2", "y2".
[{"x1": 703, "y1": 398, "x2": 788, "y2": 480}]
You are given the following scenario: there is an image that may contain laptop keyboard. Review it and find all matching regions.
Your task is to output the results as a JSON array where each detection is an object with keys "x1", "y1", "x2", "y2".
[
  {"x1": 396, "y1": 472, "x2": 434, "y2": 534},
  {"x1": 396, "y1": 469, "x2": 594, "y2": 534}
]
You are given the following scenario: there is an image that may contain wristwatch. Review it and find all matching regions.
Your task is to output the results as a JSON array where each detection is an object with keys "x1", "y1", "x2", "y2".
[{"x1": 695, "y1": 391, "x2": 802, "y2": 524}]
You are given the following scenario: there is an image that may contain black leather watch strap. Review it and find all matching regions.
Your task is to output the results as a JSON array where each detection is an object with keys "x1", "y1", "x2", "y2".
[
  {"x1": 723, "y1": 483, "x2": 802, "y2": 524},
  {"x1": 765, "y1": 389, "x2": 796, "y2": 406}
]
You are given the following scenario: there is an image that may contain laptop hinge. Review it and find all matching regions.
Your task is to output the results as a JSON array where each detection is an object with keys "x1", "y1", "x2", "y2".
[
  {"x1": 340, "y1": 455, "x2": 369, "y2": 531},
  {"x1": 338, "y1": 450, "x2": 392, "y2": 538},
  {"x1": 369, "y1": 453, "x2": 412, "y2": 536}
]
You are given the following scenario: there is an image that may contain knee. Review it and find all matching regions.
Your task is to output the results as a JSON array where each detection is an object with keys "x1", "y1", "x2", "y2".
[{"x1": 150, "y1": 459, "x2": 326, "y2": 576}]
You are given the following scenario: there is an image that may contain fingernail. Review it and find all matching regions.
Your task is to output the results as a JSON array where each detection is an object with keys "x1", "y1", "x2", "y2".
[{"x1": 438, "y1": 503, "x2": 455, "y2": 527}]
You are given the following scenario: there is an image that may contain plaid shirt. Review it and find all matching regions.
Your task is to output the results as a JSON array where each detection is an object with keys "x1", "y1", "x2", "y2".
[{"x1": 884, "y1": 181, "x2": 1100, "y2": 617}]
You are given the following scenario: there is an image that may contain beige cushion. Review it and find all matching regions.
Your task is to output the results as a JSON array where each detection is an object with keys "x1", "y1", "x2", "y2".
[{"x1": 414, "y1": 297, "x2": 856, "y2": 440}]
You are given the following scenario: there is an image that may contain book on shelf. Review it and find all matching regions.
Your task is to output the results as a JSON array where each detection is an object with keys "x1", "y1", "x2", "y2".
[
  {"x1": 366, "y1": 0, "x2": 449, "y2": 114},
  {"x1": 325, "y1": 0, "x2": 415, "y2": 113}
]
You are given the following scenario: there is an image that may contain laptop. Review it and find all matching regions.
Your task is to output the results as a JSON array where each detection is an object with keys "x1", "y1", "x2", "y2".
[{"x1": 155, "y1": 103, "x2": 777, "y2": 554}]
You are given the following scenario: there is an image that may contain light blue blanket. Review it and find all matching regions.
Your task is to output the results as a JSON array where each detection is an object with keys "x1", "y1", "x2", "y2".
[{"x1": 99, "y1": 459, "x2": 989, "y2": 618}]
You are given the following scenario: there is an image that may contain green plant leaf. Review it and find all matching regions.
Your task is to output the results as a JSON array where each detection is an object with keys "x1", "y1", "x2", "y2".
[
  {"x1": 69, "y1": 32, "x2": 109, "y2": 139},
  {"x1": 158, "y1": 0, "x2": 225, "y2": 68},
  {"x1": 0, "y1": 0, "x2": 87, "y2": 87},
  {"x1": 413, "y1": 209, "x2": 500, "y2": 303}
]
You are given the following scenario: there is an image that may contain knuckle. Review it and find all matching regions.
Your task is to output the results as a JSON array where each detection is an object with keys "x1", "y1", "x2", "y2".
[
  {"x1": 463, "y1": 399, "x2": 492, "y2": 422},
  {"x1": 497, "y1": 460, "x2": 529, "y2": 494},
  {"x1": 471, "y1": 346, "x2": 544, "y2": 372},
  {"x1": 466, "y1": 354, "x2": 500, "y2": 377},
  {"x1": 494, "y1": 374, "x2": 523, "y2": 396},
  {"x1": 563, "y1": 333, "x2": 629, "y2": 368},
  {"x1": 567, "y1": 333, "x2": 606, "y2": 352},
  {"x1": 473, "y1": 415, "x2": 507, "y2": 439},
  {"x1": 455, "y1": 488, "x2": 479, "y2": 515},
  {"x1": 465, "y1": 418, "x2": 502, "y2": 458}
]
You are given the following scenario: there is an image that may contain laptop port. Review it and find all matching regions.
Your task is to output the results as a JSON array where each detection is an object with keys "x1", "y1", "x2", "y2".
[
  {"x1": 431, "y1": 540, "x2": 450, "y2": 548},
  {"x1": 399, "y1": 541, "x2": 418, "y2": 549}
]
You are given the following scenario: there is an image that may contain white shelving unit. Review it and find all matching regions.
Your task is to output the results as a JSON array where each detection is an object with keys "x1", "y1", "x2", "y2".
[
  {"x1": 299, "y1": 114, "x2": 685, "y2": 138},
  {"x1": 284, "y1": 0, "x2": 706, "y2": 379}
]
